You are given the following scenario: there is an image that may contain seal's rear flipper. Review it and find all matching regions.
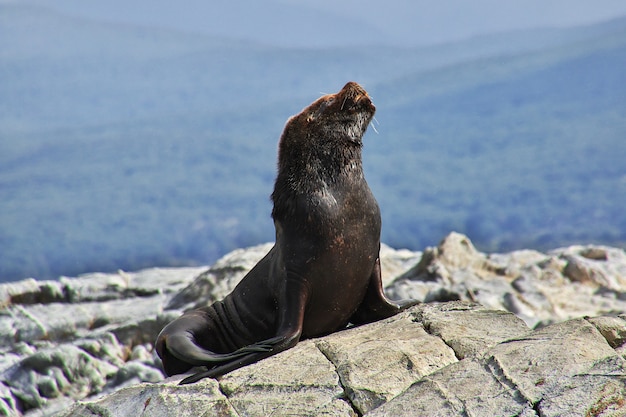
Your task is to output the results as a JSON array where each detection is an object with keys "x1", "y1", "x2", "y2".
[
  {"x1": 178, "y1": 335, "x2": 295, "y2": 384},
  {"x1": 156, "y1": 312, "x2": 278, "y2": 377},
  {"x1": 179, "y1": 352, "x2": 268, "y2": 384}
]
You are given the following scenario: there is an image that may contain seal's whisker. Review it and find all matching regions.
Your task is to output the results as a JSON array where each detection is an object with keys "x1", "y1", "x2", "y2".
[
  {"x1": 370, "y1": 121, "x2": 379, "y2": 134},
  {"x1": 341, "y1": 96, "x2": 348, "y2": 111},
  {"x1": 373, "y1": 116, "x2": 380, "y2": 126}
]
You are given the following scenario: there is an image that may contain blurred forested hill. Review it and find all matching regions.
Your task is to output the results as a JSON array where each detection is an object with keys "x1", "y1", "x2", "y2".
[{"x1": 1, "y1": 4, "x2": 625, "y2": 281}]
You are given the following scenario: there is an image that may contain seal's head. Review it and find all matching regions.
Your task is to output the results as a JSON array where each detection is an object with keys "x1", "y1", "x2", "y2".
[
  {"x1": 275, "y1": 82, "x2": 376, "y2": 177},
  {"x1": 288, "y1": 81, "x2": 376, "y2": 146},
  {"x1": 272, "y1": 82, "x2": 376, "y2": 219}
]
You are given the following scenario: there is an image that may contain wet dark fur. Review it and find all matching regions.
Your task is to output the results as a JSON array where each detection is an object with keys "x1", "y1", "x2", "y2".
[{"x1": 155, "y1": 82, "x2": 417, "y2": 384}]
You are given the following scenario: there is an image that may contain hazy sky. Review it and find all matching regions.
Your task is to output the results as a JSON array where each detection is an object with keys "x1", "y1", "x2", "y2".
[
  {"x1": 290, "y1": 0, "x2": 626, "y2": 45},
  {"x1": 314, "y1": 0, "x2": 626, "y2": 43},
  {"x1": 17, "y1": 0, "x2": 626, "y2": 47}
]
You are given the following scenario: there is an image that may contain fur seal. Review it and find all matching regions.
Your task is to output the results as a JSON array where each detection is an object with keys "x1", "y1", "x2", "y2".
[{"x1": 156, "y1": 81, "x2": 417, "y2": 384}]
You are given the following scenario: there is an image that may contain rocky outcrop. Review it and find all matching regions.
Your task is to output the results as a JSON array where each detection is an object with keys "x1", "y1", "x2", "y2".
[
  {"x1": 57, "y1": 303, "x2": 626, "y2": 417},
  {"x1": 369, "y1": 308, "x2": 626, "y2": 417},
  {"x1": 1, "y1": 233, "x2": 625, "y2": 416},
  {"x1": 387, "y1": 232, "x2": 626, "y2": 328},
  {"x1": 0, "y1": 266, "x2": 206, "y2": 417}
]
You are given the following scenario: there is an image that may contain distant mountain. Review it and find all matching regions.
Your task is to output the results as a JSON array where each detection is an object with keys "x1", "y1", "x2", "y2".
[
  {"x1": 370, "y1": 41, "x2": 626, "y2": 251},
  {"x1": 1, "y1": 4, "x2": 625, "y2": 281}
]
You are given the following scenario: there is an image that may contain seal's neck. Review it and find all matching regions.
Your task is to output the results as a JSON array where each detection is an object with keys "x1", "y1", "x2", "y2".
[
  {"x1": 279, "y1": 138, "x2": 363, "y2": 187},
  {"x1": 271, "y1": 138, "x2": 365, "y2": 221}
]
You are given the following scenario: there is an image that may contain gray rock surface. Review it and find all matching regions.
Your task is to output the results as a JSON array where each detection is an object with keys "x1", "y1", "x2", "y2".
[
  {"x1": 369, "y1": 315, "x2": 626, "y2": 417},
  {"x1": 1, "y1": 233, "x2": 625, "y2": 416},
  {"x1": 58, "y1": 303, "x2": 626, "y2": 417},
  {"x1": 387, "y1": 232, "x2": 626, "y2": 327},
  {"x1": 0, "y1": 266, "x2": 207, "y2": 417}
]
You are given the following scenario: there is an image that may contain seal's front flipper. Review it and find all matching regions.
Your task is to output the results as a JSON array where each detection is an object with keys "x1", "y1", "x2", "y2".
[{"x1": 349, "y1": 258, "x2": 419, "y2": 325}]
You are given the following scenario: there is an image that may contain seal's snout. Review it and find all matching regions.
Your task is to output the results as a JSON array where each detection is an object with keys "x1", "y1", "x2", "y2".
[
  {"x1": 341, "y1": 81, "x2": 367, "y2": 95},
  {"x1": 341, "y1": 81, "x2": 367, "y2": 96},
  {"x1": 338, "y1": 81, "x2": 375, "y2": 112}
]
